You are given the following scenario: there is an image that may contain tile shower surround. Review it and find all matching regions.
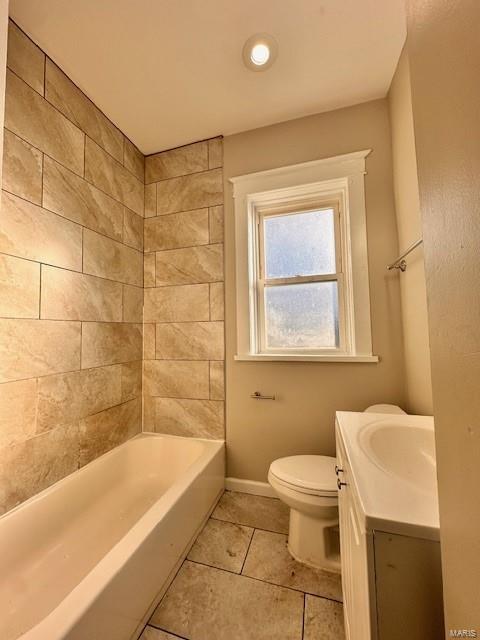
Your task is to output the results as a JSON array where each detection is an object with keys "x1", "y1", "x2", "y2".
[
  {"x1": 143, "y1": 137, "x2": 225, "y2": 439},
  {"x1": 0, "y1": 19, "x2": 226, "y2": 514}
]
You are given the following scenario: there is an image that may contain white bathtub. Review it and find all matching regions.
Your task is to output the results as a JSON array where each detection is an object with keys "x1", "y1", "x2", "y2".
[{"x1": 0, "y1": 433, "x2": 225, "y2": 640}]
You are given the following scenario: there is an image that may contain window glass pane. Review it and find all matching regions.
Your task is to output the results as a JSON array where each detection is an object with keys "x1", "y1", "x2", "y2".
[
  {"x1": 263, "y1": 209, "x2": 336, "y2": 279},
  {"x1": 264, "y1": 282, "x2": 339, "y2": 349}
]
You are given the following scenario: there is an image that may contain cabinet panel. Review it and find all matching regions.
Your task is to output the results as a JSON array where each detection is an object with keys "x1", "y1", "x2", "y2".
[{"x1": 374, "y1": 531, "x2": 444, "y2": 639}]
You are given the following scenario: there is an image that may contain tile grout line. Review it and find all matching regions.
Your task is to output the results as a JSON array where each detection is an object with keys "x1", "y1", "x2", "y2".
[
  {"x1": 186, "y1": 556, "x2": 342, "y2": 605},
  {"x1": 239, "y1": 525, "x2": 255, "y2": 575},
  {"x1": 10, "y1": 58, "x2": 146, "y2": 182},
  {"x1": 3, "y1": 123, "x2": 143, "y2": 215},
  {"x1": 147, "y1": 621, "x2": 190, "y2": 639},
  {"x1": 2, "y1": 185, "x2": 144, "y2": 259},
  {"x1": 0, "y1": 245, "x2": 142, "y2": 288},
  {"x1": 0, "y1": 358, "x2": 143, "y2": 387},
  {"x1": 209, "y1": 515, "x2": 287, "y2": 534},
  {"x1": 10, "y1": 20, "x2": 142, "y2": 168},
  {"x1": 302, "y1": 593, "x2": 306, "y2": 640},
  {"x1": 38, "y1": 263, "x2": 42, "y2": 319},
  {"x1": 146, "y1": 165, "x2": 221, "y2": 186}
]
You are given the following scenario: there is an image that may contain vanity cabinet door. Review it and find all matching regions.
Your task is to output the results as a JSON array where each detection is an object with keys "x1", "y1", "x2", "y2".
[{"x1": 337, "y1": 429, "x2": 375, "y2": 640}]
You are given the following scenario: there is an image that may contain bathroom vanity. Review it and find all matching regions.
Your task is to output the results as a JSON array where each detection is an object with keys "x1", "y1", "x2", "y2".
[{"x1": 335, "y1": 411, "x2": 444, "y2": 640}]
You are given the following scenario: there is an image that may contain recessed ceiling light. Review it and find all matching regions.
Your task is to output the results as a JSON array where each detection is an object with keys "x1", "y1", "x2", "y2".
[
  {"x1": 243, "y1": 34, "x2": 278, "y2": 72},
  {"x1": 250, "y1": 43, "x2": 270, "y2": 66}
]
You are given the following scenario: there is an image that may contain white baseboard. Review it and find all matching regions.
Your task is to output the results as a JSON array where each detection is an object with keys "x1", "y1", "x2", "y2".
[{"x1": 225, "y1": 477, "x2": 276, "y2": 498}]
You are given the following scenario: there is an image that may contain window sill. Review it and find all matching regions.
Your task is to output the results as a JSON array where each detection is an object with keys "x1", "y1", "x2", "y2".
[{"x1": 234, "y1": 353, "x2": 379, "y2": 363}]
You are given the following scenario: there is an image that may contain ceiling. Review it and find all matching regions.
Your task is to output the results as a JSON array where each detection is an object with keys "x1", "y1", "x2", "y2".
[{"x1": 10, "y1": 0, "x2": 406, "y2": 155}]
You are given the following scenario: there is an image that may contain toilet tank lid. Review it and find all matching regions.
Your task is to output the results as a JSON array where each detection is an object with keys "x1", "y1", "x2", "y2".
[
  {"x1": 269, "y1": 455, "x2": 337, "y2": 493},
  {"x1": 364, "y1": 403, "x2": 406, "y2": 414}
]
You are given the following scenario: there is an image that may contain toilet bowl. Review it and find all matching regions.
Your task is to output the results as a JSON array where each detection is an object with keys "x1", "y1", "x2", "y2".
[{"x1": 268, "y1": 455, "x2": 340, "y2": 572}]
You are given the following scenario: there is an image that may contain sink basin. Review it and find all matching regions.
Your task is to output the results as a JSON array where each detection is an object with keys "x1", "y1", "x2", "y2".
[
  {"x1": 359, "y1": 420, "x2": 437, "y2": 494},
  {"x1": 336, "y1": 411, "x2": 439, "y2": 539}
]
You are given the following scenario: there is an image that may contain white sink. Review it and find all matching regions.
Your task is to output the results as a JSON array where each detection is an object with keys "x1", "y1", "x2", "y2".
[
  {"x1": 359, "y1": 421, "x2": 437, "y2": 494},
  {"x1": 335, "y1": 411, "x2": 440, "y2": 539}
]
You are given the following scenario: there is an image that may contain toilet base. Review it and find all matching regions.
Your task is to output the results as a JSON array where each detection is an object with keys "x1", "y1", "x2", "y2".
[{"x1": 288, "y1": 509, "x2": 341, "y2": 573}]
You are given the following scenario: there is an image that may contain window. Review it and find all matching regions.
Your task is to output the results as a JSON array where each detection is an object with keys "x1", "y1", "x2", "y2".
[
  {"x1": 231, "y1": 151, "x2": 378, "y2": 362},
  {"x1": 258, "y1": 204, "x2": 342, "y2": 353}
]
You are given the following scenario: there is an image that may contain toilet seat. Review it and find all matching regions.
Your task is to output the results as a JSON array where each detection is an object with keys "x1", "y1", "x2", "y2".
[{"x1": 269, "y1": 455, "x2": 337, "y2": 497}]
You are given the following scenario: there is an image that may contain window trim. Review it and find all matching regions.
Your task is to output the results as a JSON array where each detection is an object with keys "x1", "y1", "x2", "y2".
[{"x1": 230, "y1": 150, "x2": 379, "y2": 363}]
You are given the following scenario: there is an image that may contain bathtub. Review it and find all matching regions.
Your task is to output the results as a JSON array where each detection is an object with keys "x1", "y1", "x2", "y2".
[{"x1": 0, "y1": 433, "x2": 225, "y2": 640}]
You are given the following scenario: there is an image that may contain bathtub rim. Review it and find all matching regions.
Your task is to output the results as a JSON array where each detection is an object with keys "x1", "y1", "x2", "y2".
[{"x1": 0, "y1": 431, "x2": 225, "y2": 523}]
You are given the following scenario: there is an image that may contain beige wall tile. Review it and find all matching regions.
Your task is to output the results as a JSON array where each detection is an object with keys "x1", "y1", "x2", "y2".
[
  {"x1": 124, "y1": 137, "x2": 144, "y2": 182},
  {"x1": 143, "y1": 394, "x2": 156, "y2": 431},
  {"x1": 79, "y1": 398, "x2": 141, "y2": 467},
  {"x1": 45, "y1": 59, "x2": 124, "y2": 162},
  {"x1": 156, "y1": 322, "x2": 224, "y2": 360},
  {"x1": 143, "y1": 323, "x2": 156, "y2": 359},
  {"x1": 121, "y1": 361, "x2": 142, "y2": 402},
  {"x1": 210, "y1": 361, "x2": 225, "y2": 400},
  {"x1": 2, "y1": 128, "x2": 42, "y2": 204},
  {"x1": 209, "y1": 205, "x2": 224, "y2": 243},
  {"x1": 145, "y1": 141, "x2": 208, "y2": 183},
  {"x1": 144, "y1": 209, "x2": 209, "y2": 252},
  {"x1": 83, "y1": 228, "x2": 143, "y2": 286},
  {"x1": 144, "y1": 183, "x2": 156, "y2": 218},
  {"x1": 36, "y1": 365, "x2": 122, "y2": 433},
  {"x1": 155, "y1": 244, "x2": 223, "y2": 286},
  {"x1": 43, "y1": 156, "x2": 123, "y2": 241},
  {"x1": 0, "y1": 378, "x2": 37, "y2": 449},
  {"x1": 154, "y1": 397, "x2": 224, "y2": 439},
  {"x1": 5, "y1": 69, "x2": 84, "y2": 176},
  {"x1": 144, "y1": 252, "x2": 155, "y2": 287},
  {"x1": 85, "y1": 138, "x2": 143, "y2": 215},
  {"x1": 208, "y1": 138, "x2": 223, "y2": 169},
  {"x1": 7, "y1": 21, "x2": 45, "y2": 96},
  {"x1": 81, "y1": 322, "x2": 142, "y2": 368},
  {"x1": 0, "y1": 191, "x2": 83, "y2": 271},
  {"x1": 144, "y1": 284, "x2": 209, "y2": 322},
  {"x1": 123, "y1": 207, "x2": 143, "y2": 251},
  {"x1": 156, "y1": 168, "x2": 223, "y2": 215},
  {"x1": 210, "y1": 282, "x2": 224, "y2": 321},
  {"x1": 144, "y1": 360, "x2": 209, "y2": 399},
  {"x1": 0, "y1": 253, "x2": 40, "y2": 318},
  {"x1": 0, "y1": 319, "x2": 81, "y2": 383},
  {"x1": 40, "y1": 265, "x2": 122, "y2": 321},
  {"x1": 123, "y1": 284, "x2": 143, "y2": 322},
  {"x1": 0, "y1": 423, "x2": 78, "y2": 515}
]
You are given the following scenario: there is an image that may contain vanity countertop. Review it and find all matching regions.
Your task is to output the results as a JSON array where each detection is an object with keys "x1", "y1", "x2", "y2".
[{"x1": 335, "y1": 411, "x2": 440, "y2": 541}]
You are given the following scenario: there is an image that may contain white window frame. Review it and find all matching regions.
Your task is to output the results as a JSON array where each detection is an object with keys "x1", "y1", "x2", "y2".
[{"x1": 230, "y1": 150, "x2": 378, "y2": 363}]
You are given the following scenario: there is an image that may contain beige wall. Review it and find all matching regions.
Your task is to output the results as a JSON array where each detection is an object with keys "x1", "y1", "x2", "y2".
[
  {"x1": 223, "y1": 99, "x2": 406, "y2": 481},
  {"x1": 143, "y1": 140, "x2": 225, "y2": 439},
  {"x1": 388, "y1": 47, "x2": 433, "y2": 415},
  {"x1": 407, "y1": 0, "x2": 480, "y2": 630},
  {"x1": 0, "y1": 21, "x2": 144, "y2": 514}
]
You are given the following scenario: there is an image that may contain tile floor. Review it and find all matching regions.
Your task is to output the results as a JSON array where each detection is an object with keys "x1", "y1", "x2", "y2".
[{"x1": 140, "y1": 490, "x2": 345, "y2": 640}]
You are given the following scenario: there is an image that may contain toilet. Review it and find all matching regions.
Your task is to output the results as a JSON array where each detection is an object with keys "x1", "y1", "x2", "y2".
[
  {"x1": 268, "y1": 454, "x2": 340, "y2": 572},
  {"x1": 268, "y1": 404, "x2": 406, "y2": 572}
]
